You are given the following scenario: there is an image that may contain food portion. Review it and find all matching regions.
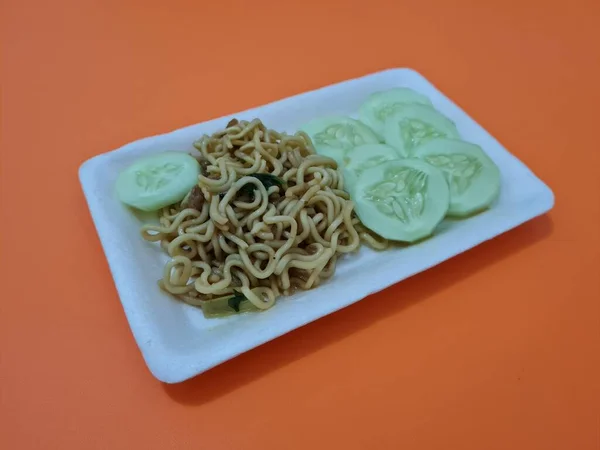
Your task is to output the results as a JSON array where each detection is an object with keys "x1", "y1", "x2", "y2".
[
  {"x1": 116, "y1": 152, "x2": 200, "y2": 211},
  {"x1": 302, "y1": 87, "x2": 502, "y2": 239},
  {"x1": 359, "y1": 87, "x2": 433, "y2": 138},
  {"x1": 342, "y1": 143, "x2": 400, "y2": 188},
  {"x1": 299, "y1": 116, "x2": 380, "y2": 166},
  {"x1": 115, "y1": 86, "x2": 502, "y2": 317},
  {"x1": 352, "y1": 159, "x2": 449, "y2": 242},
  {"x1": 383, "y1": 105, "x2": 460, "y2": 157},
  {"x1": 134, "y1": 119, "x2": 387, "y2": 317},
  {"x1": 416, "y1": 139, "x2": 501, "y2": 217}
]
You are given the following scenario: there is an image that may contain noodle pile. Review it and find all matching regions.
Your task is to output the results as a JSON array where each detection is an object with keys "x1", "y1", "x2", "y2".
[{"x1": 140, "y1": 119, "x2": 388, "y2": 311}]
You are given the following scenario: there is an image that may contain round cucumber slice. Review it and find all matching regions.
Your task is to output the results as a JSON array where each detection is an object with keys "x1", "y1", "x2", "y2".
[
  {"x1": 359, "y1": 87, "x2": 433, "y2": 137},
  {"x1": 383, "y1": 105, "x2": 460, "y2": 157},
  {"x1": 116, "y1": 152, "x2": 200, "y2": 211},
  {"x1": 300, "y1": 116, "x2": 380, "y2": 165},
  {"x1": 342, "y1": 144, "x2": 401, "y2": 189},
  {"x1": 353, "y1": 159, "x2": 449, "y2": 242},
  {"x1": 416, "y1": 139, "x2": 501, "y2": 217}
]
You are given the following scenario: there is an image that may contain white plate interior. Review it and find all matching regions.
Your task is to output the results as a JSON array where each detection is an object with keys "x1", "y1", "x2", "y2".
[{"x1": 79, "y1": 68, "x2": 554, "y2": 383}]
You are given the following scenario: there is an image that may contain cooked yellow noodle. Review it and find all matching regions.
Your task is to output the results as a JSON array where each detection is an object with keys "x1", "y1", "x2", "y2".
[{"x1": 140, "y1": 119, "x2": 389, "y2": 311}]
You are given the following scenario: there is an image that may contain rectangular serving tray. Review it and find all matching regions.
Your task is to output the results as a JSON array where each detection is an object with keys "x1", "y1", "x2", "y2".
[{"x1": 79, "y1": 68, "x2": 554, "y2": 383}]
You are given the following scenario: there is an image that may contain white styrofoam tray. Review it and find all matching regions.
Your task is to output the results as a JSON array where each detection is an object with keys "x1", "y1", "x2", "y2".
[{"x1": 79, "y1": 68, "x2": 554, "y2": 383}]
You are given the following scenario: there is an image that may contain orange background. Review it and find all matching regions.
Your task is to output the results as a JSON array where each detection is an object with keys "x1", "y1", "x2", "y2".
[{"x1": 2, "y1": 0, "x2": 599, "y2": 449}]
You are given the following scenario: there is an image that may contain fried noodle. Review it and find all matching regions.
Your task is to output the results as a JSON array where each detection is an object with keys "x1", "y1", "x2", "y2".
[{"x1": 140, "y1": 119, "x2": 388, "y2": 310}]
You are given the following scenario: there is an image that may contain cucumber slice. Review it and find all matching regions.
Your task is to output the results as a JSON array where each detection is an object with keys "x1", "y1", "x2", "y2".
[
  {"x1": 300, "y1": 116, "x2": 380, "y2": 165},
  {"x1": 353, "y1": 159, "x2": 449, "y2": 242},
  {"x1": 359, "y1": 87, "x2": 433, "y2": 137},
  {"x1": 342, "y1": 144, "x2": 401, "y2": 189},
  {"x1": 201, "y1": 291, "x2": 262, "y2": 318},
  {"x1": 383, "y1": 105, "x2": 460, "y2": 157},
  {"x1": 416, "y1": 139, "x2": 501, "y2": 217},
  {"x1": 116, "y1": 152, "x2": 200, "y2": 211}
]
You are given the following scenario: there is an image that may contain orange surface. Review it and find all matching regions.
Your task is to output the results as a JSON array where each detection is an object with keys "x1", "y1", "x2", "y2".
[{"x1": 2, "y1": 0, "x2": 599, "y2": 448}]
